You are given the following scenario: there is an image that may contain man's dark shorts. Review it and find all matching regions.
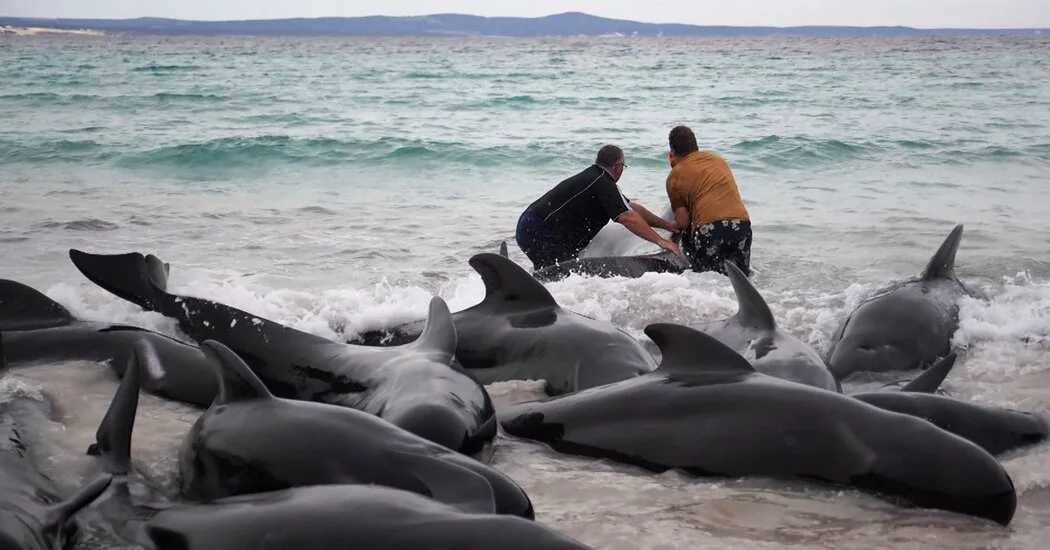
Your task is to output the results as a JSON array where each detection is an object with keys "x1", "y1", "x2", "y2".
[
  {"x1": 682, "y1": 219, "x2": 752, "y2": 276},
  {"x1": 515, "y1": 211, "x2": 578, "y2": 270}
]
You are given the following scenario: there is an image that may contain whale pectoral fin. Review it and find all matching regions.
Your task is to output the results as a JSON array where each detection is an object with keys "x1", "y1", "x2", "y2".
[
  {"x1": 723, "y1": 261, "x2": 776, "y2": 330},
  {"x1": 920, "y1": 224, "x2": 964, "y2": 281},
  {"x1": 413, "y1": 296, "x2": 458, "y2": 356},
  {"x1": 199, "y1": 340, "x2": 274, "y2": 403},
  {"x1": 468, "y1": 253, "x2": 558, "y2": 311},
  {"x1": 499, "y1": 241, "x2": 509, "y2": 258},
  {"x1": 899, "y1": 353, "x2": 958, "y2": 394},
  {"x1": 88, "y1": 340, "x2": 144, "y2": 474},
  {"x1": 68, "y1": 249, "x2": 166, "y2": 311},
  {"x1": 42, "y1": 473, "x2": 113, "y2": 535},
  {"x1": 0, "y1": 278, "x2": 76, "y2": 331},
  {"x1": 386, "y1": 449, "x2": 496, "y2": 515},
  {"x1": 644, "y1": 323, "x2": 756, "y2": 377}
]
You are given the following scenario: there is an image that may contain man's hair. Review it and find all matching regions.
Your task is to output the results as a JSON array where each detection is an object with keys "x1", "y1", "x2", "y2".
[
  {"x1": 595, "y1": 144, "x2": 624, "y2": 168},
  {"x1": 668, "y1": 125, "x2": 699, "y2": 156}
]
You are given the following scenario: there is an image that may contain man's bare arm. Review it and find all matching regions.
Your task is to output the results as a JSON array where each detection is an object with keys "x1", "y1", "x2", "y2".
[{"x1": 630, "y1": 202, "x2": 677, "y2": 232}]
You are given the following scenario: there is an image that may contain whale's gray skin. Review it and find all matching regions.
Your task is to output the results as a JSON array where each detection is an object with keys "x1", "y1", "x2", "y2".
[
  {"x1": 827, "y1": 224, "x2": 971, "y2": 381},
  {"x1": 694, "y1": 260, "x2": 840, "y2": 392},
  {"x1": 687, "y1": 260, "x2": 960, "y2": 396},
  {"x1": 851, "y1": 391, "x2": 1050, "y2": 458},
  {"x1": 140, "y1": 484, "x2": 592, "y2": 550},
  {"x1": 66, "y1": 249, "x2": 498, "y2": 460},
  {"x1": 688, "y1": 275, "x2": 1042, "y2": 460},
  {"x1": 177, "y1": 340, "x2": 534, "y2": 520},
  {"x1": 0, "y1": 337, "x2": 115, "y2": 549},
  {"x1": 0, "y1": 277, "x2": 218, "y2": 408},
  {"x1": 531, "y1": 250, "x2": 690, "y2": 282},
  {"x1": 349, "y1": 253, "x2": 657, "y2": 396},
  {"x1": 498, "y1": 323, "x2": 1018, "y2": 526}
]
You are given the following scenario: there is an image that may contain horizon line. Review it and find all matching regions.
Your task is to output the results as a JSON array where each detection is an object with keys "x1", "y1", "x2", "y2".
[{"x1": 2, "y1": 12, "x2": 1048, "y2": 31}]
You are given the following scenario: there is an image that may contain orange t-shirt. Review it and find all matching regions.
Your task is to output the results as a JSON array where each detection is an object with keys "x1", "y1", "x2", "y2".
[{"x1": 665, "y1": 151, "x2": 749, "y2": 229}]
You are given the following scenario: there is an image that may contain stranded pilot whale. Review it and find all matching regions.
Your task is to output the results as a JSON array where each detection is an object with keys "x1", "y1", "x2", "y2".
[
  {"x1": 827, "y1": 224, "x2": 971, "y2": 381},
  {"x1": 851, "y1": 390, "x2": 1050, "y2": 458},
  {"x1": 0, "y1": 277, "x2": 217, "y2": 408},
  {"x1": 141, "y1": 484, "x2": 590, "y2": 550},
  {"x1": 694, "y1": 260, "x2": 958, "y2": 395},
  {"x1": 531, "y1": 249, "x2": 689, "y2": 282},
  {"x1": 694, "y1": 260, "x2": 840, "y2": 392},
  {"x1": 0, "y1": 342, "x2": 115, "y2": 549},
  {"x1": 81, "y1": 340, "x2": 547, "y2": 546},
  {"x1": 349, "y1": 252, "x2": 657, "y2": 395},
  {"x1": 685, "y1": 267, "x2": 1042, "y2": 460},
  {"x1": 67, "y1": 249, "x2": 497, "y2": 459},
  {"x1": 177, "y1": 340, "x2": 534, "y2": 519},
  {"x1": 498, "y1": 323, "x2": 1017, "y2": 526}
]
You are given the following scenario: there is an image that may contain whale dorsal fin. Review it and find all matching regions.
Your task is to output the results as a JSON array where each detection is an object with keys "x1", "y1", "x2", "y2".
[
  {"x1": 645, "y1": 323, "x2": 755, "y2": 376},
  {"x1": 468, "y1": 253, "x2": 557, "y2": 310},
  {"x1": 42, "y1": 474, "x2": 113, "y2": 535},
  {"x1": 920, "y1": 224, "x2": 964, "y2": 281},
  {"x1": 87, "y1": 340, "x2": 144, "y2": 474},
  {"x1": 386, "y1": 449, "x2": 496, "y2": 515},
  {"x1": 724, "y1": 261, "x2": 776, "y2": 330},
  {"x1": 900, "y1": 353, "x2": 958, "y2": 393},
  {"x1": 0, "y1": 279, "x2": 75, "y2": 331},
  {"x1": 413, "y1": 296, "x2": 458, "y2": 355},
  {"x1": 499, "y1": 241, "x2": 509, "y2": 258},
  {"x1": 200, "y1": 340, "x2": 273, "y2": 403},
  {"x1": 145, "y1": 254, "x2": 170, "y2": 291}
]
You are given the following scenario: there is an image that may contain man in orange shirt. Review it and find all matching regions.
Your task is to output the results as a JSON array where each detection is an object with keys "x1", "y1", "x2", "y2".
[{"x1": 664, "y1": 125, "x2": 753, "y2": 276}]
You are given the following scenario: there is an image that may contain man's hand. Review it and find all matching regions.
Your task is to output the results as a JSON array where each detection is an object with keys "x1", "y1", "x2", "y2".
[{"x1": 659, "y1": 238, "x2": 682, "y2": 257}]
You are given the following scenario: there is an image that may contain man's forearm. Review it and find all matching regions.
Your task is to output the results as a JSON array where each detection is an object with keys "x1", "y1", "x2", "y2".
[
  {"x1": 630, "y1": 203, "x2": 674, "y2": 230},
  {"x1": 620, "y1": 211, "x2": 671, "y2": 246}
]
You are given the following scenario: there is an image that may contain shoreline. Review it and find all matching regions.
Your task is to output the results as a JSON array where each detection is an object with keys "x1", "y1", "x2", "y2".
[{"x1": 0, "y1": 25, "x2": 105, "y2": 36}]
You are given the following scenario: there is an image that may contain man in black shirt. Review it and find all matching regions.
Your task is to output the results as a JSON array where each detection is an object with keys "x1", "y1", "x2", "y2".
[{"x1": 515, "y1": 145, "x2": 683, "y2": 270}]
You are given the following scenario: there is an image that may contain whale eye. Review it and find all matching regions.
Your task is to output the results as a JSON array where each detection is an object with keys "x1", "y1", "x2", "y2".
[{"x1": 858, "y1": 345, "x2": 875, "y2": 352}]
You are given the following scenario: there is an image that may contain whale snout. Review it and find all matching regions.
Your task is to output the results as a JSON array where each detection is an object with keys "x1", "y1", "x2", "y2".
[
  {"x1": 387, "y1": 402, "x2": 471, "y2": 455},
  {"x1": 829, "y1": 338, "x2": 914, "y2": 380},
  {"x1": 862, "y1": 417, "x2": 1018, "y2": 526}
]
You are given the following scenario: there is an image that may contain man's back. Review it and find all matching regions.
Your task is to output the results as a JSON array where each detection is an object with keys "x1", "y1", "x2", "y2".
[
  {"x1": 666, "y1": 151, "x2": 749, "y2": 229},
  {"x1": 525, "y1": 164, "x2": 630, "y2": 252}
]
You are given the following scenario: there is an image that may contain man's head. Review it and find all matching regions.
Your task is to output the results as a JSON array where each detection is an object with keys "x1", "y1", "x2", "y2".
[
  {"x1": 595, "y1": 144, "x2": 626, "y2": 183},
  {"x1": 668, "y1": 125, "x2": 699, "y2": 166}
]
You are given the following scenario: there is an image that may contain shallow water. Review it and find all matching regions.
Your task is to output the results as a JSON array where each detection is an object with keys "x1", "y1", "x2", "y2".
[{"x1": 1, "y1": 33, "x2": 1049, "y2": 549}]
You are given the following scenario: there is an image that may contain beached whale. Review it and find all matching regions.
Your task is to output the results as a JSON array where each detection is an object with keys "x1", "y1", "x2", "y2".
[
  {"x1": 177, "y1": 340, "x2": 534, "y2": 519},
  {"x1": 67, "y1": 249, "x2": 498, "y2": 459},
  {"x1": 827, "y1": 224, "x2": 971, "y2": 381},
  {"x1": 1, "y1": 277, "x2": 218, "y2": 408},
  {"x1": 498, "y1": 323, "x2": 1017, "y2": 526},
  {"x1": 349, "y1": 252, "x2": 657, "y2": 395}
]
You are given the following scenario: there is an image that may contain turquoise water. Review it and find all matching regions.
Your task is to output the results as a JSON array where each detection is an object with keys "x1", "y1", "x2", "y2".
[{"x1": 2, "y1": 34, "x2": 1050, "y2": 549}]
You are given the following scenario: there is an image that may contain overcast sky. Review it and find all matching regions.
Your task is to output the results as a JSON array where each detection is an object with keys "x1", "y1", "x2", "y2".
[{"x1": 4, "y1": 1, "x2": 1049, "y2": 29}]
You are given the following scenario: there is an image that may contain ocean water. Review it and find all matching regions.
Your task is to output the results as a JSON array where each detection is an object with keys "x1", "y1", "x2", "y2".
[{"x1": 1, "y1": 33, "x2": 1050, "y2": 549}]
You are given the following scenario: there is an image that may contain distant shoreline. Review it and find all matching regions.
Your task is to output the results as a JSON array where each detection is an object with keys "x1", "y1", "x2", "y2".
[
  {"x1": 0, "y1": 12, "x2": 1046, "y2": 38},
  {"x1": 0, "y1": 25, "x2": 105, "y2": 36}
]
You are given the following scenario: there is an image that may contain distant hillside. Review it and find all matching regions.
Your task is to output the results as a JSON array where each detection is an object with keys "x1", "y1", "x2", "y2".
[{"x1": 0, "y1": 12, "x2": 1046, "y2": 37}]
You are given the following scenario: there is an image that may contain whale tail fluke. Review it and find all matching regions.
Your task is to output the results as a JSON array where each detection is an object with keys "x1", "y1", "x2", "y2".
[{"x1": 68, "y1": 249, "x2": 168, "y2": 313}]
